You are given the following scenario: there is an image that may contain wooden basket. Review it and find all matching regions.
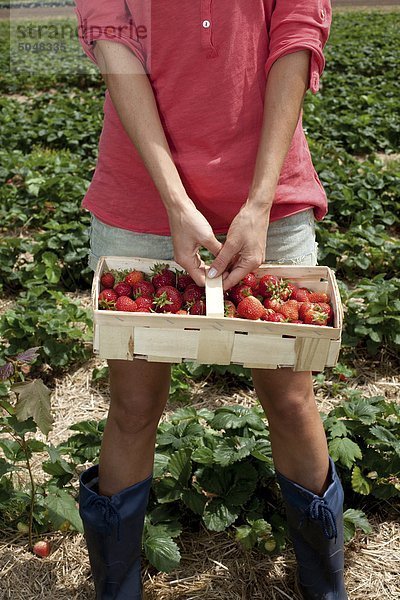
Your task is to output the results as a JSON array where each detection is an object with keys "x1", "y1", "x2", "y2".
[{"x1": 92, "y1": 256, "x2": 343, "y2": 371}]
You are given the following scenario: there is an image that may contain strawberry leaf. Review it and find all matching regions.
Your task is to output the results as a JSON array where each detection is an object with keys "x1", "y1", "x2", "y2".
[
  {"x1": 203, "y1": 498, "x2": 241, "y2": 531},
  {"x1": 144, "y1": 533, "x2": 181, "y2": 573},
  {"x1": 343, "y1": 509, "x2": 372, "y2": 543},
  {"x1": 351, "y1": 466, "x2": 372, "y2": 495},
  {"x1": 44, "y1": 487, "x2": 83, "y2": 533},
  {"x1": 12, "y1": 379, "x2": 53, "y2": 436},
  {"x1": 328, "y1": 437, "x2": 362, "y2": 469}
]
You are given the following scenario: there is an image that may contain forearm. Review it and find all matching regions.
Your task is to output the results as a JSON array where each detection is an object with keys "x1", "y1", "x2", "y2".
[
  {"x1": 248, "y1": 50, "x2": 311, "y2": 212},
  {"x1": 94, "y1": 41, "x2": 188, "y2": 213}
]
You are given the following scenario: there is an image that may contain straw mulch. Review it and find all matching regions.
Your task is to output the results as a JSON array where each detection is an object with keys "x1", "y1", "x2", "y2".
[{"x1": 0, "y1": 346, "x2": 399, "y2": 599}]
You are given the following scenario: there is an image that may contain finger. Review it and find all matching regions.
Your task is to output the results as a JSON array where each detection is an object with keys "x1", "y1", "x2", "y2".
[
  {"x1": 223, "y1": 264, "x2": 258, "y2": 291},
  {"x1": 185, "y1": 255, "x2": 207, "y2": 287},
  {"x1": 203, "y1": 236, "x2": 223, "y2": 260},
  {"x1": 208, "y1": 242, "x2": 238, "y2": 279}
]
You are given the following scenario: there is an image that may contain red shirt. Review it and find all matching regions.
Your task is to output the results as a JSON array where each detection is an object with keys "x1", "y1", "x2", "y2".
[{"x1": 75, "y1": 0, "x2": 331, "y2": 235}]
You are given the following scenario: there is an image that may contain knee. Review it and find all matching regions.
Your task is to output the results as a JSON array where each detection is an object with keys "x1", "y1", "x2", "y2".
[
  {"x1": 260, "y1": 387, "x2": 315, "y2": 427},
  {"x1": 109, "y1": 391, "x2": 167, "y2": 436}
]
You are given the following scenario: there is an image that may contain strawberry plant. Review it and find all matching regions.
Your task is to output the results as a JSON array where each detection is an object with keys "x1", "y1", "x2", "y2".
[{"x1": 0, "y1": 346, "x2": 82, "y2": 550}]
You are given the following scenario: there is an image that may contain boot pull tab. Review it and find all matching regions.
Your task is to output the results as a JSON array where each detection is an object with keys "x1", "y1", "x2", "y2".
[{"x1": 306, "y1": 498, "x2": 338, "y2": 541}]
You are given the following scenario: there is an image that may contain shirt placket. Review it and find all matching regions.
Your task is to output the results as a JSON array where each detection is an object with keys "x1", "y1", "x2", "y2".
[{"x1": 200, "y1": 0, "x2": 218, "y2": 58}]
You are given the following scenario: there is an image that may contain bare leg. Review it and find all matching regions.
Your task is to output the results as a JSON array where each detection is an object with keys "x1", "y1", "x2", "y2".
[
  {"x1": 98, "y1": 358, "x2": 171, "y2": 496},
  {"x1": 252, "y1": 368, "x2": 329, "y2": 495}
]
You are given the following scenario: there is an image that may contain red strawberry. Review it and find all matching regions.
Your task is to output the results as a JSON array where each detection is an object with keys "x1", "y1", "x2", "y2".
[
  {"x1": 258, "y1": 274, "x2": 279, "y2": 298},
  {"x1": 135, "y1": 297, "x2": 153, "y2": 312},
  {"x1": 261, "y1": 308, "x2": 276, "y2": 321},
  {"x1": 265, "y1": 312, "x2": 285, "y2": 323},
  {"x1": 124, "y1": 270, "x2": 144, "y2": 287},
  {"x1": 308, "y1": 291, "x2": 330, "y2": 303},
  {"x1": 189, "y1": 300, "x2": 207, "y2": 315},
  {"x1": 114, "y1": 282, "x2": 132, "y2": 297},
  {"x1": 115, "y1": 296, "x2": 138, "y2": 312},
  {"x1": 100, "y1": 271, "x2": 115, "y2": 289},
  {"x1": 277, "y1": 300, "x2": 299, "y2": 322},
  {"x1": 176, "y1": 309, "x2": 189, "y2": 315},
  {"x1": 241, "y1": 272, "x2": 258, "y2": 290},
  {"x1": 317, "y1": 302, "x2": 333, "y2": 322},
  {"x1": 291, "y1": 319, "x2": 304, "y2": 324},
  {"x1": 131, "y1": 280, "x2": 155, "y2": 298},
  {"x1": 237, "y1": 296, "x2": 265, "y2": 320},
  {"x1": 183, "y1": 284, "x2": 205, "y2": 304},
  {"x1": 33, "y1": 541, "x2": 51, "y2": 558},
  {"x1": 230, "y1": 284, "x2": 252, "y2": 306},
  {"x1": 263, "y1": 297, "x2": 283, "y2": 312},
  {"x1": 151, "y1": 263, "x2": 176, "y2": 289},
  {"x1": 303, "y1": 304, "x2": 329, "y2": 326},
  {"x1": 98, "y1": 289, "x2": 118, "y2": 309},
  {"x1": 154, "y1": 285, "x2": 183, "y2": 313},
  {"x1": 224, "y1": 300, "x2": 237, "y2": 318},
  {"x1": 176, "y1": 272, "x2": 195, "y2": 291},
  {"x1": 299, "y1": 302, "x2": 314, "y2": 321},
  {"x1": 292, "y1": 287, "x2": 311, "y2": 302},
  {"x1": 277, "y1": 281, "x2": 297, "y2": 301}
]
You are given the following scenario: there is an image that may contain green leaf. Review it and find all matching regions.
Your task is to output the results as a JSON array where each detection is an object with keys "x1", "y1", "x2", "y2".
[
  {"x1": 13, "y1": 379, "x2": 53, "y2": 436},
  {"x1": 191, "y1": 446, "x2": 214, "y2": 465},
  {"x1": 343, "y1": 509, "x2": 372, "y2": 543},
  {"x1": 168, "y1": 448, "x2": 192, "y2": 486},
  {"x1": 351, "y1": 466, "x2": 372, "y2": 495},
  {"x1": 213, "y1": 437, "x2": 256, "y2": 467},
  {"x1": 203, "y1": 499, "x2": 241, "y2": 532},
  {"x1": 328, "y1": 437, "x2": 362, "y2": 468},
  {"x1": 181, "y1": 488, "x2": 207, "y2": 515},
  {"x1": 154, "y1": 477, "x2": 182, "y2": 503},
  {"x1": 153, "y1": 453, "x2": 170, "y2": 478},
  {"x1": 235, "y1": 525, "x2": 256, "y2": 550},
  {"x1": 0, "y1": 457, "x2": 13, "y2": 477},
  {"x1": 144, "y1": 534, "x2": 181, "y2": 573},
  {"x1": 44, "y1": 488, "x2": 83, "y2": 533}
]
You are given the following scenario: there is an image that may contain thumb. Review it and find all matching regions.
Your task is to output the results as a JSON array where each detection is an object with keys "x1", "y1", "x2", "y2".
[
  {"x1": 208, "y1": 242, "x2": 236, "y2": 279},
  {"x1": 203, "y1": 236, "x2": 223, "y2": 260}
]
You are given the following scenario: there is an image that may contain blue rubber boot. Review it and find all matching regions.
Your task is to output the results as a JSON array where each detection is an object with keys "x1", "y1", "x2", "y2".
[
  {"x1": 79, "y1": 465, "x2": 152, "y2": 600},
  {"x1": 276, "y1": 458, "x2": 348, "y2": 600}
]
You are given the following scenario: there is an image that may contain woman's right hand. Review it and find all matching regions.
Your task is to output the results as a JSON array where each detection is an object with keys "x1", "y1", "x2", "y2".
[{"x1": 167, "y1": 200, "x2": 223, "y2": 286}]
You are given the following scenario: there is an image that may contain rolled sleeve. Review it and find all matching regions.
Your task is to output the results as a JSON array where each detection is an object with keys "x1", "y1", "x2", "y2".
[
  {"x1": 265, "y1": 0, "x2": 332, "y2": 94},
  {"x1": 74, "y1": 0, "x2": 146, "y2": 68}
]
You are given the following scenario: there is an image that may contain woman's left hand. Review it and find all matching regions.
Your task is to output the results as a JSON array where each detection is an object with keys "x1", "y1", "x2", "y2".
[{"x1": 208, "y1": 201, "x2": 271, "y2": 290}]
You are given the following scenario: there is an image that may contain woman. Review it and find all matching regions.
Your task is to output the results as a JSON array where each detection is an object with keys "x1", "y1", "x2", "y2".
[{"x1": 74, "y1": 1, "x2": 347, "y2": 598}]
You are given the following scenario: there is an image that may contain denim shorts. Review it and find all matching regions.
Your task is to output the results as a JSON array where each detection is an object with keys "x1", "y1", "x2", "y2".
[{"x1": 87, "y1": 208, "x2": 318, "y2": 271}]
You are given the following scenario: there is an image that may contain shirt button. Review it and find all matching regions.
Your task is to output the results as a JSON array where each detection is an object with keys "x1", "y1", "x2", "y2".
[
  {"x1": 320, "y1": 8, "x2": 326, "y2": 20},
  {"x1": 202, "y1": 20, "x2": 211, "y2": 28}
]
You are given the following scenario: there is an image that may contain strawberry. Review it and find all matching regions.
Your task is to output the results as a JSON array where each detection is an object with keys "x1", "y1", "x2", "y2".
[
  {"x1": 258, "y1": 274, "x2": 279, "y2": 298},
  {"x1": 278, "y1": 281, "x2": 297, "y2": 301},
  {"x1": 124, "y1": 270, "x2": 145, "y2": 287},
  {"x1": 33, "y1": 541, "x2": 51, "y2": 558},
  {"x1": 151, "y1": 263, "x2": 176, "y2": 289},
  {"x1": 189, "y1": 300, "x2": 207, "y2": 315},
  {"x1": 114, "y1": 282, "x2": 132, "y2": 297},
  {"x1": 263, "y1": 297, "x2": 283, "y2": 312},
  {"x1": 303, "y1": 304, "x2": 329, "y2": 326},
  {"x1": 308, "y1": 291, "x2": 330, "y2": 303},
  {"x1": 317, "y1": 302, "x2": 333, "y2": 322},
  {"x1": 115, "y1": 296, "x2": 138, "y2": 312},
  {"x1": 100, "y1": 271, "x2": 115, "y2": 289},
  {"x1": 176, "y1": 272, "x2": 195, "y2": 291},
  {"x1": 154, "y1": 286, "x2": 183, "y2": 313},
  {"x1": 237, "y1": 296, "x2": 265, "y2": 320},
  {"x1": 224, "y1": 300, "x2": 237, "y2": 318},
  {"x1": 135, "y1": 297, "x2": 153, "y2": 312},
  {"x1": 291, "y1": 319, "x2": 304, "y2": 324},
  {"x1": 176, "y1": 309, "x2": 189, "y2": 315},
  {"x1": 264, "y1": 312, "x2": 285, "y2": 323},
  {"x1": 292, "y1": 287, "x2": 311, "y2": 302},
  {"x1": 183, "y1": 284, "x2": 205, "y2": 304},
  {"x1": 131, "y1": 280, "x2": 155, "y2": 298},
  {"x1": 298, "y1": 302, "x2": 314, "y2": 321},
  {"x1": 261, "y1": 308, "x2": 276, "y2": 321},
  {"x1": 230, "y1": 284, "x2": 252, "y2": 306},
  {"x1": 241, "y1": 272, "x2": 258, "y2": 291},
  {"x1": 98, "y1": 289, "x2": 118, "y2": 309},
  {"x1": 277, "y1": 300, "x2": 299, "y2": 322}
]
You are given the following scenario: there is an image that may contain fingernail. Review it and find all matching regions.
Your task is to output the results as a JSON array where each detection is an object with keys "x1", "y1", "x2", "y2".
[{"x1": 208, "y1": 268, "x2": 217, "y2": 278}]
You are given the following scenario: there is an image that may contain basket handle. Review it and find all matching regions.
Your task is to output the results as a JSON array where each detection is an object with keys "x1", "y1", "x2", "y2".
[{"x1": 205, "y1": 269, "x2": 224, "y2": 318}]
